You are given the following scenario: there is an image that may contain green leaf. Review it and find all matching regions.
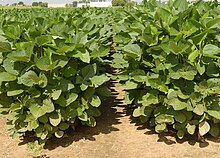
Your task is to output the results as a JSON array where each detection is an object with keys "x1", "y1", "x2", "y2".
[
  {"x1": 73, "y1": 32, "x2": 88, "y2": 46},
  {"x1": 187, "y1": 124, "x2": 196, "y2": 135},
  {"x1": 206, "y1": 18, "x2": 220, "y2": 28},
  {"x1": 209, "y1": 122, "x2": 219, "y2": 137},
  {"x1": 199, "y1": 121, "x2": 210, "y2": 136},
  {"x1": 55, "y1": 92, "x2": 78, "y2": 107},
  {"x1": 3, "y1": 58, "x2": 21, "y2": 75},
  {"x1": 49, "y1": 112, "x2": 62, "y2": 127},
  {"x1": 51, "y1": 90, "x2": 62, "y2": 100},
  {"x1": 193, "y1": 104, "x2": 205, "y2": 115},
  {"x1": 174, "y1": 111, "x2": 186, "y2": 123},
  {"x1": 177, "y1": 130, "x2": 185, "y2": 139},
  {"x1": 38, "y1": 73, "x2": 48, "y2": 88},
  {"x1": 7, "y1": 89, "x2": 24, "y2": 96},
  {"x1": 192, "y1": 31, "x2": 207, "y2": 45},
  {"x1": 78, "y1": 112, "x2": 88, "y2": 121},
  {"x1": 140, "y1": 90, "x2": 159, "y2": 106},
  {"x1": 7, "y1": 50, "x2": 31, "y2": 62},
  {"x1": 63, "y1": 67, "x2": 77, "y2": 78},
  {"x1": 86, "y1": 117, "x2": 96, "y2": 127},
  {"x1": 59, "y1": 122, "x2": 69, "y2": 131},
  {"x1": 72, "y1": 50, "x2": 90, "y2": 63},
  {"x1": 124, "y1": 44, "x2": 142, "y2": 60},
  {"x1": 35, "y1": 35, "x2": 52, "y2": 46},
  {"x1": 155, "y1": 114, "x2": 174, "y2": 124},
  {"x1": 167, "y1": 98, "x2": 188, "y2": 111},
  {"x1": 90, "y1": 95, "x2": 101, "y2": 107},
  {"x1": 188, "y1": 50, "x2": 199, "y2": 62},
  {"x1": 0, "y1": 72, "x2": 16, "y2": 82},
  {"x1": 173, "y1": 0, "x2": 188, "y2": 11},
  {"x1": 133, "y1": 107, "x2": 142, "y2": 117},
  {"x1": 155, "y1": 123, "x2": 167, "y2": 133},
  {"x1": 203, "y1": 44, "x2": 220, "y2": 58},
  {"x1": 96, "y1": 86, "x2": 111, "y2": 97},
  {"x1": 29, "y1": 104, "x2": 46, "y2": 119},
  {"x1": 42, "y1": 99, "x2": 54, "y2": 113},
  {"x1": 90, "y1": 74, "x2": 109, "y2": 87},
  {"x1": 125, "y1": 80, "x2": 138, "y2": 90},
  {"x1": 0, "y1": 42, "x2": 11, "y2": 52},
  {"x1": 147, "y1": 78, "x2": 168, "y2": 93},
  {"x1": 54, "y1": 130, "x2": 64, "y2": 138},
  {"x1": 59, "y1": 79, "x2": 74, "y2": 92},
  {"x1": 35, "y1": 56, "x2": 57, "y2": 71},
  {"x1": 18, "y1": 71, "x2": 39, "y2": 87}
]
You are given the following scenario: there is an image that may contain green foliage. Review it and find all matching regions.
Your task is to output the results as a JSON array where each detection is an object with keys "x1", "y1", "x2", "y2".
[
  {"x1": 0, "y1": 7, "x2": 112, "y2": 149},
  {"x1": 113, "y1": 0, "x2": 220, "y2": 139},
  {"x1": 112, "y1": 0, "x2": 136, "y2": 6}
]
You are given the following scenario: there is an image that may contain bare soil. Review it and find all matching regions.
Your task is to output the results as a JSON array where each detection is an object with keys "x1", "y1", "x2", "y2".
[{"x1": 1, "y1": 81, "x2": 220, "y2": 158}]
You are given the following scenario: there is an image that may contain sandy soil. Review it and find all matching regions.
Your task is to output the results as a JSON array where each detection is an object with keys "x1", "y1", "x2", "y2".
[{"x1": 1, "y1": 81, "x2": 220, "y2": 158}]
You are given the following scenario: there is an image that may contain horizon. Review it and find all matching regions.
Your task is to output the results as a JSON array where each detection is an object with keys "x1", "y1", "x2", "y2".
[{"x1": 0, "y1": 0, "x2": 142, "y2": 5}]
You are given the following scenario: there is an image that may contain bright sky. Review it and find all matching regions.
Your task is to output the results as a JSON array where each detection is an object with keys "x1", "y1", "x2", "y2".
[{"x1": 0, "y1": 0, "x2": 142, "y2": 5}]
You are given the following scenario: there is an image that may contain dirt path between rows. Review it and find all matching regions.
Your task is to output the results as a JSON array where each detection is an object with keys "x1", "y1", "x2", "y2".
[{"x1": 1, "y1": 81, "x2": 220, "y2": 158}]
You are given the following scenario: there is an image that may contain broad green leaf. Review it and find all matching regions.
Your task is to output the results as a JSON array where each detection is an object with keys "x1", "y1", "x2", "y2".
[
  {"x1": 63, "y1": 67, "x2": 77, "y2": 78},
  {"x1": 125, "y1": 80, "x2": 138, "y2": 90},
  {"x1": 167, "y1": 98, "x2": 188, "y2": 111},
  {"x1": 187, "y1": 124, "x2": 196, "y2": 135},
  {"x1": 35, "y1": 56, "x2": 57, "y2": 71},
  {"x1": 59, "y1": 122, "x2": 69, "y2": 131},
  {"x1": 73, "y1": 32, "x2": 88, "y2": 46},
  {"x1": 0, "y1": 42, "x2": 11, "y2": 52},
  {"x1": 55, "y1": 92, "x2": 78, "y2": 107},
  {"x1": 55, "y1": 130, "x2": 64, "y2": 138},
  {"x1": 133, "y1": 107, "x2": 142, "y2": 117},
  {"x1": 207, "y1": 110, "x2": 220, "y2": 120},
  {"x1": 29, "y1": 104, "x2": 46, "y2": 119},
  {"x1": 193, "y1": 104, "x2": 205, "y2": 115},
  {"x1": 177, "y1": 130, "x2": 185, "y2": 139},
  {"x1": 49, "y1": 112, "x2": 62, "y2": 127},
  {"x1": 91, "y1": 74, "x2": 109, "y2": 87},
  {"x1": 124, "y1": 44, "x2": 142, "y2": 60},
  {"x1": 199, "y1": 121, "x2": 210, "y2": 136},
  {"x1": 192, "y1": 31, "x2": 207, "y2": 45},
  {"x1": 188, "y1": 50, "x2": 199, "y2": 62},
  {"x1": 18, "y1": 70, "x2": 39, "y2": 87},
  {"x1": 140, "y1": 90, "x2": 159, "y2": 106},
  {"x1": 174, "y1": 111, "x2": 186, "y2": 123},
  {"x1": 78, "y1": 112, "x2": 88, "y2": 121},
  {"x1": 86, "y1": 117, "x2": 96, "y2": 127},
  {"x1": 7, "y1": 89, "x2": 24, "y2": 96},
  {"x1": 3, "y1": 58, "x2": 20, "y2": 75},
  {"x1": 155, "y1": 123, "x2": 167, "y2": 133},
  {"x1": 42, "y1": 99, "x2": 54, "y2": 113},
  {"x1": 209, "y1": 122, "x2": 219, "y2": 137},
  {"x1": 147, "y1": 78, "x2": 168, "y2": 93},
  {"x1": 51, "y1": 90, "x2": 62, "y2": 100},
  {"x1": 90, "y1": 95, "x2": 101, "y2": 107},
  {"x1": 7, "y1": 50, "x2": 31, "y2": 62},
  {"x1": 0, "y1": 72, "x2": 16, "y2": 82},
  {"x1": 155, "y1": 114, "x2": 174, "y2": 124},
  {"x1": 173, "y1": 0, "x2": 188, "y2": 11},
  {"x1": 206, "y1": 18, "x2": 220, "y2": 28},
  {"x1": 59, "y1": 79, "x2": 74, "y2": 92},
  {"x1": 203, "y1": 44, "x2": 220, "y2": 58},
  {"x1": 96, "y1": 86, "x2": 111, "y2": 97},
  {"x1": 72, "y1": 50, "x2": 90, "y2": 63},
  {"x1": 35, "y1": 35, "x2": 52, "y2": 46},
  {"x1": 38, "y1": 73, "x2": 48, "y2": 88}
]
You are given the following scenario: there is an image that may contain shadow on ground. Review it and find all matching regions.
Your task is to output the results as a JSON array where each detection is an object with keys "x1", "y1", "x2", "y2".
[{"x1": 124, "y1": 104, "x2": 220, "y2": 148}]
